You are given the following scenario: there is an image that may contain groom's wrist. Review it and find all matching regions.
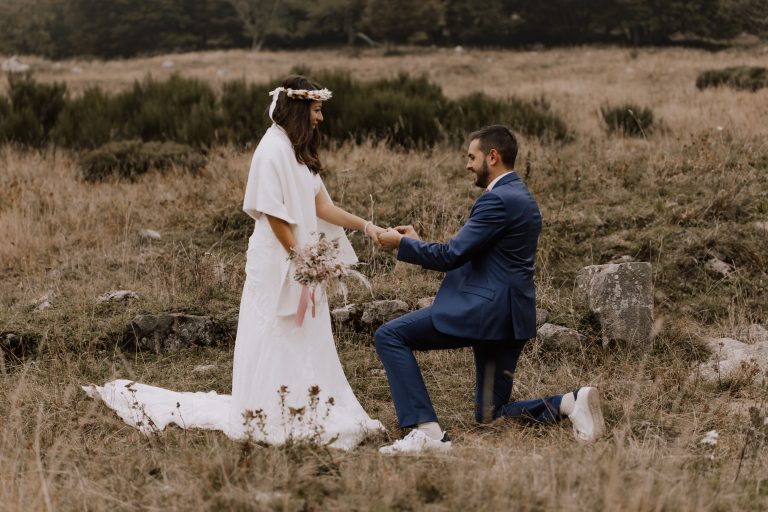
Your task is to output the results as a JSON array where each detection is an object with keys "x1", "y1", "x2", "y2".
[{"x1": 396, "y1": 235, "x2": 416, "y2": 262}]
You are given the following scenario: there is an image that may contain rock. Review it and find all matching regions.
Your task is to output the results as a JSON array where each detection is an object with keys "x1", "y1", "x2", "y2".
[
  {"x1": 575, "y1": 262, "x2": 653, "y2": 347},
  {"x1": 1, "y1": 56, "x2": 30, "y2": 73},
  {"x1": 361, "y1": 300, "x2": 409, "y2": 327},
  {"x1": 192, "y1": 364, "x2": 217, "y2": 373},
  {"x1": 253, "y1": 490, "x2": 294, "y2": 507},
  {"x1": 331, "y1": 300, "x2": 409, "y2": 331},
  {"x1": 454, "y1": 45, "x2": 465, "y2": 54},
  {"x1": 725, "y1": 399, "x2": 762, "y2": 418},
  {"x1": 161, "y1": 59, "x2": 174, "y2": 69},
  {"x1": 536, "y1": 323, "x2": 584, "y2": 349},
  {"x1": 611, "y1": 255, "x2": 634, "y2": 264},
  {"x1": 71, "y1": 66, "x2": 82, "y2": 74},
  {"x1": 706, "y1": 257, "x2": 733, "y2": 277},
  {"x1": 31, "y1": 291, "x2": 56, "y2": 311},
  {"x1": 97, "y1": 290, "x2": 140, "y2": 303},
  {"x1": 139, "y1": 229, "x2": 161, "y2": 240},
  {"x1": 536, "y1": 308, "x2": 549, "y2": 327},
  {"x1": 331, "y1": 304, "x2": 361, "y2": 325},
  {"x1": 124, "y1": 313, "x2": 213, "y2": 353},
  {"x1": 698, "y1": 336, "x2": 768, "y2": 382},
  {"x1": 746, "y1": 324, "x2": 768, "y2": 344},
  {"x1": 754, "y1": 221, "x2": 768, "y2": 235},
  {"x1": 416, "y1": 297, "x2": 434, "y2": 309}
]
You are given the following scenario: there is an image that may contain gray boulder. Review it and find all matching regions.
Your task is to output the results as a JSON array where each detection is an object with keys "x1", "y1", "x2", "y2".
[
  {"x1": 706, "y1": 257, "x2": 733, "y2": 277},
  {"x1": 139, "y1": 229, "x2": 161, "y2": 240},
  {"x1": 192, "y1": 364, "x2": 217, "y2": 373},
  {"x1": 96, "y1": 290, "x2": 140, "y2": 303},
  {"x1": 31, "y1": 291, "x2": 56, "y2": 311},
  {"x1": 536, "y1": 323, "x2": 584, "y2": 349},
  {"x1": 331, "y1": 304, "x2": 362, "y2": 326},
  {"x1": 361, "y1": 300, "x2": 410, "y2": 326},
  {"x1": 575, "y1": 262, "x2": 653, "y2": 347},
  {"x1": 536, "y1": 308, "x2": 549, "y2": 327},
  {"x1": 331, "y1": 300, "x2": 409, "y2": 331},
  {"x1": 698, "y1": 335, "x2": 768, "y2": 382},
  {"x1": 124, "y1": 313, "x2": 213, "y2": 353},
  {"x1": 746, "y1": 323, "x2": 768, "y2": 344},
  {"x1": 416, "y1": 297, "x2": 435, "y2": 309}
]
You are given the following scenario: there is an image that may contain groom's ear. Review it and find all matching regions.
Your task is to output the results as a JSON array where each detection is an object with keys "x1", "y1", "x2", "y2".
[{"x1": 488, "y1": 148, "x2": 500, "y2": 166}]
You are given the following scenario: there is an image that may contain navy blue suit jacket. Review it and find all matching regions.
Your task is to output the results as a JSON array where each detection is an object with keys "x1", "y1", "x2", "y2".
[{"x1": 397, "y1": 172, "x2": 541, "y2": 341}]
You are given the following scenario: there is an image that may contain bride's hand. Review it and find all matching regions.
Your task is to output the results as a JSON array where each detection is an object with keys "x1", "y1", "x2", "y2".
[{"x1": 365, "y1": 224, "x2": 385, "y2": 245}]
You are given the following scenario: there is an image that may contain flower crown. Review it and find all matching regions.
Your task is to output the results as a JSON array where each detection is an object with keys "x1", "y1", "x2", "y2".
[{"x1": 269, "y1": 87, "x2": 333, "y2": 102}]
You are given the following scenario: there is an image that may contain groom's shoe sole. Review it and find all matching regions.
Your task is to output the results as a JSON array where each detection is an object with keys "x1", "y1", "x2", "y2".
[{"x1": 572, "y1": 387, "x2": 605, "y2": 443}]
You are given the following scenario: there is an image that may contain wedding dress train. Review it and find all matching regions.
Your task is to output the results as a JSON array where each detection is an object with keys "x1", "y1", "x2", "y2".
[{"x1": 84, "y1": 216, "x2": 384, "y2": 450}]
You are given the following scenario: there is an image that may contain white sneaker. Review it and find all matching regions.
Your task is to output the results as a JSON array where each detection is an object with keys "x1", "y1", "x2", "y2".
[
  {"x1": 568, "y1": 387, "x2": 605, "y2": 442},
  {"x1": 379, "y1": 429, "x2": 452, "y2": 455}
]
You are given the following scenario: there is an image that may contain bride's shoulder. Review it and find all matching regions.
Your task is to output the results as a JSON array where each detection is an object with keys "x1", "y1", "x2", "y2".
[{"x1": 253, "y1": 126, "x2": 292, "y2": 157}]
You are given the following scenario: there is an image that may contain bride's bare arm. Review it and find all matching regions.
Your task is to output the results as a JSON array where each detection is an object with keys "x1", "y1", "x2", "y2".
[
  {"x1": 266, "y1": 214, "x2": 298, "y2": 253},
  {"x1": 315, "y1": 190, "x2": 383, "y2": 242}
]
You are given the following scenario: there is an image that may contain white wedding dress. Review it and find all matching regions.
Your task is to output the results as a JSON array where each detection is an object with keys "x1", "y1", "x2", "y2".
[{"x1": 84, "y1": 125, "x2": 384, "y2": 450}]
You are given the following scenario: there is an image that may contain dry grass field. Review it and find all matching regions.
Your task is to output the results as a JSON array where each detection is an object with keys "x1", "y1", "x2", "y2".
[{"x1": 1, "y1": 46, "x2": 768, "y2": 511}]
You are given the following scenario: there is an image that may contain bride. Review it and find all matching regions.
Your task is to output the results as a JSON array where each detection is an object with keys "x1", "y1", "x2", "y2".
[{"x1": 85, "y1": 75, "x2": 385, "y2": 449}]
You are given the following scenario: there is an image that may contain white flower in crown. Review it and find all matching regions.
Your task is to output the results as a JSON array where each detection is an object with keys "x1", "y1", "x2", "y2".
[{"x1": 269, "y1": 86, "x2": 333, "y2": 102}]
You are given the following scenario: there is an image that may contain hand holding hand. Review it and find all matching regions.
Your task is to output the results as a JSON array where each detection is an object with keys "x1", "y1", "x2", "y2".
[
  {"x1": 365, "y1": 223, "x2": 385, "y2": 246},
  {"x1": 394, "y1": 225, "x2": 420, "y2": 240},
  {"x1": 378, "y1": 228, "x2": 403, "y2": 251}
]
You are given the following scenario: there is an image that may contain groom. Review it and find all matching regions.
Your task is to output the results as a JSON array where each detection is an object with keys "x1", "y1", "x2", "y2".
[{"x1": 375, "y1": 125, "x2": 605, "y2": 454}]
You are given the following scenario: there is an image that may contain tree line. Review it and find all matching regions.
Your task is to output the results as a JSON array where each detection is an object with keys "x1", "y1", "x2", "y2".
[{"x1": 1, "y1": 0, "x2": 766, "y2": 59}]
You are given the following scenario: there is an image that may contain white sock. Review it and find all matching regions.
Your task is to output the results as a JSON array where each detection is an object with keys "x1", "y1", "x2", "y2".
[
  {"x1": 559, "y1": 392, "x2": 576, "y2": 416},
  {"x1": 416, "y1": 422, "x2": 443, "y2": 440}
]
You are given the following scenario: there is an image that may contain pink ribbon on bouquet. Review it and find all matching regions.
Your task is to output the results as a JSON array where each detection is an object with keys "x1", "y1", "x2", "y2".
[{"x1": 294, "y1": 285, "x2": 317, "y2": 327}]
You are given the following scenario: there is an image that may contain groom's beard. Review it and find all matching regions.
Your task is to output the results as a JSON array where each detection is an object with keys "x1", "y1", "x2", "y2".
[{"x1": 475, "y1": 161, "x2": 491, "y2": 189}]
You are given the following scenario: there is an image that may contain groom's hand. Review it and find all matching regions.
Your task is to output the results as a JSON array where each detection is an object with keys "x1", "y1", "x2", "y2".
[
  {"x1": 394, "y1": 225, "x2": 420, "y2": 240},
  {"x1": 378, "y1": 228, "x2": 403, "y2": 251}
]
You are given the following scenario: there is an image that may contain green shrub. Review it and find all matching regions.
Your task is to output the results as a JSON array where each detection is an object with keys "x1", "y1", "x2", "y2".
[
  {"x1": 293, "y1": 68, "x2": 571, "y2": 147},
  {"x1": 79, "y1": 139, "x2": 206, "y2": 182},
  {"x1": 112, "y1": 74, "x2": 218, "y2": 147},
  {"x1": 0, "y1": 108, "x2": 44, "y2": 145},
  {"x1": 330, "y1": 86, "x2": 444, "y2": 148},
  {"x1": 3, "y1": 71, "x2": 572, "y2": 150},
  {"x1": 444, "y1": 93, "x2": 571, "y2": 143},
  {"x1": 600, "y1": 103, "x2": 655, "y2": 137},
  {"x1": 696, "y1": 66, "x2": 768, "y2": 92},
  {"x1": 219, "y1": 79, "x2": 271, "y2": 146},
  {"x1": 301, "y1": 70, "x2": 446, "y2": 148},
  {"x1": 0, "y1": 73, "x2": 66, "y2": 146},
  {"x1": 52, "y1": 87, "x2": 115, "y2": 149},
  {"x1": 0, "y1": 96, "x2": 9, "y2": 118}
]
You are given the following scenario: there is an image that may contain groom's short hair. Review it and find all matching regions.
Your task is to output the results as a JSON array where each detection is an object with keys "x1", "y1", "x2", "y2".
[{"x1": 469, "y1": 125, "x2": 518, "y2": 168}]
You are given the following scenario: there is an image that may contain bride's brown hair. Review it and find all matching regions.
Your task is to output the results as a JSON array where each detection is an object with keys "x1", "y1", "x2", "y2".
[{"x1": 271, "y1": 75, "x2": 325, "y2": 175}]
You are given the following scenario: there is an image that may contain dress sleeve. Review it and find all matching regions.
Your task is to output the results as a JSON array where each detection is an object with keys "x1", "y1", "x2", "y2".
[
  {"x1": 312, "y1": 173, "x2": 323, "y2": 195},
  {"x1": 242, "y1": 151, "x2": 296, "y2": 224}
]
